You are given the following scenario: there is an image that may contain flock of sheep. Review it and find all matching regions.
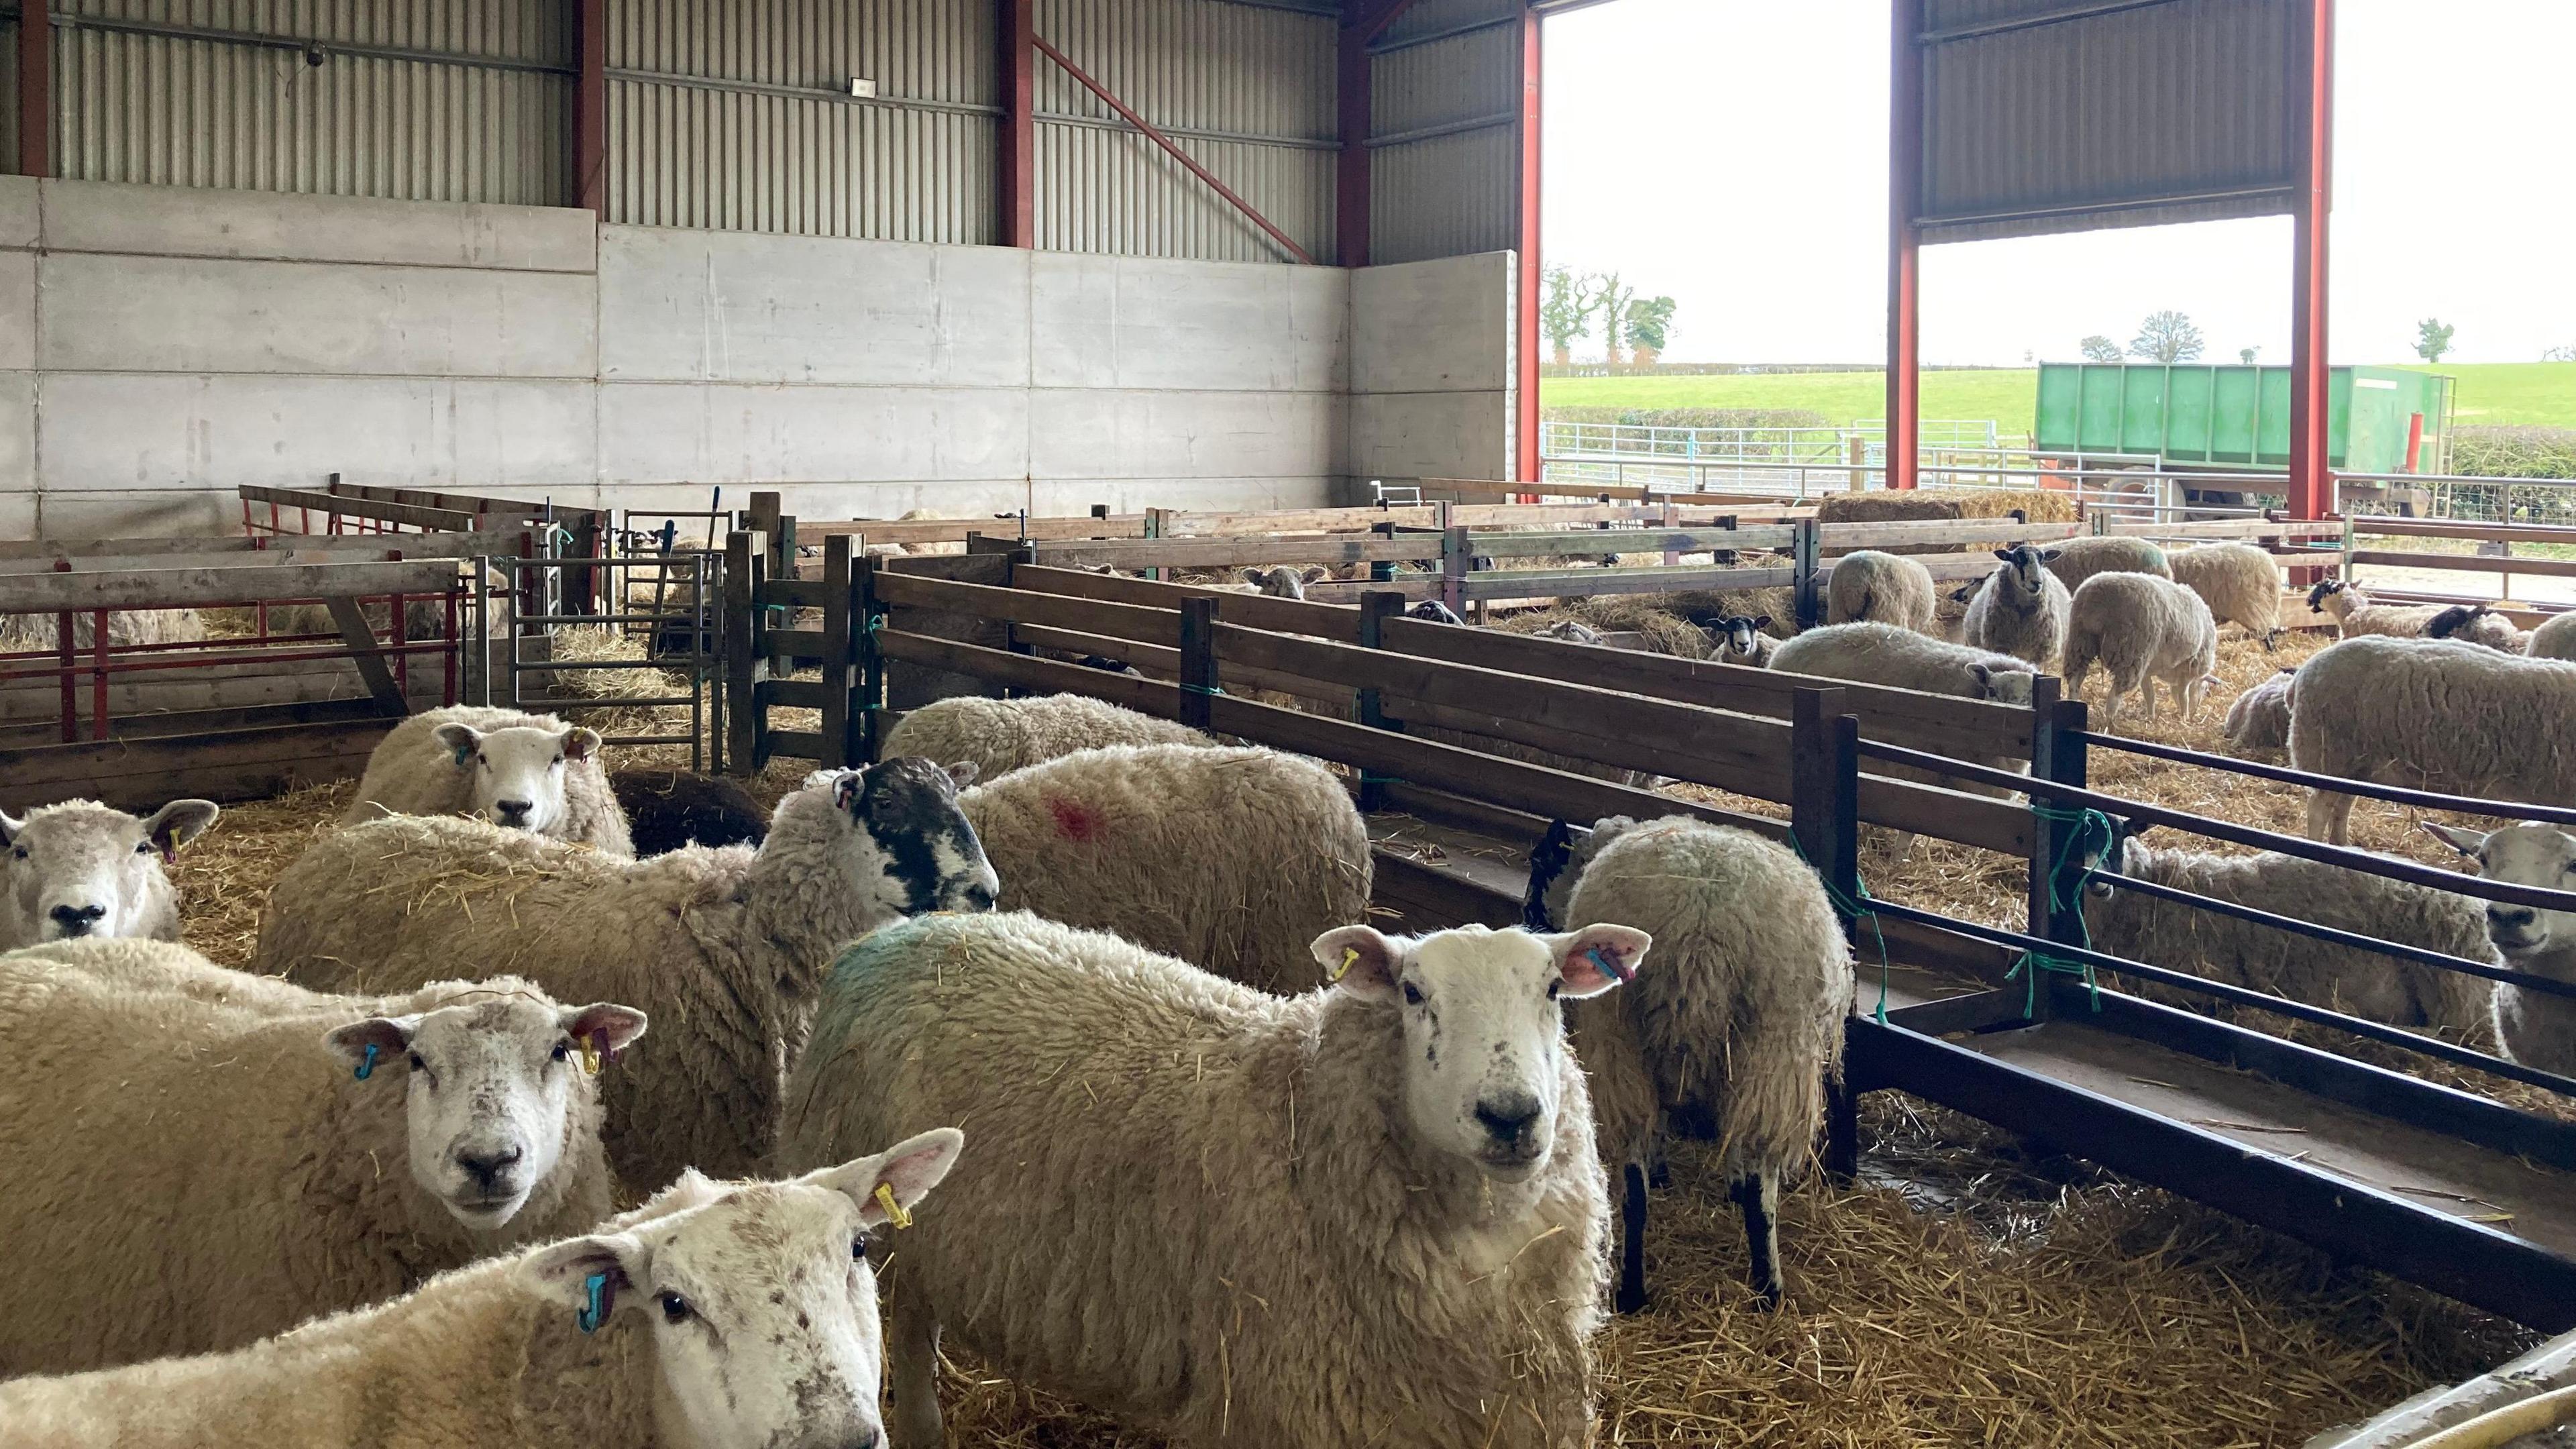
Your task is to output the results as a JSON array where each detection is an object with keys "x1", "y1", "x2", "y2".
[{"x1": 3, "y1": 531, "x2": 2573, "y2": 1448}]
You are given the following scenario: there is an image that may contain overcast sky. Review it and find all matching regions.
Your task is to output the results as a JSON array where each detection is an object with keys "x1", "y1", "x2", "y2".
[{"x1": 1542, "y1": 1, "x2": 2576, "y2": 366}]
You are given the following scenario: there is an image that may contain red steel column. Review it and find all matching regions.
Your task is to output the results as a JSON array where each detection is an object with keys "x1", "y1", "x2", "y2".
[
  {"x1": 1886, "y1": 0, "x2": 1922, "y2": 490},
  {"x1": 1513, "y1": 5, "x2": 1542, "y2": 488},
  {"x1": 1336, "y1": 21, "x2": 1371, "y2": 268},
  {"x1": 17, "y1": 0, "x2": 50, "y2": 177},
  {"x1": 2286, "y1": 0, "x2": 2335, "y2": 520},
  {"x1": 574, "y1": 0, "x2": 606, "y2": 214},
  {"x1": 999, "y1": 0, "x2": 1035, "y2": 247}
]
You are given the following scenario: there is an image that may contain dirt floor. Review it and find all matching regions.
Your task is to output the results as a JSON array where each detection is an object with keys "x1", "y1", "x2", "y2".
[{"x1": 160, "y1": 617, "x2": 2551, "y2": 1448}]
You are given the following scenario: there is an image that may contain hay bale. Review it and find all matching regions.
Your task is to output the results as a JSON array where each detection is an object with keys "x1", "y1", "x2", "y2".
[{"x1": 1818, "y1": 487, "x2": 2076, "y2": 527}]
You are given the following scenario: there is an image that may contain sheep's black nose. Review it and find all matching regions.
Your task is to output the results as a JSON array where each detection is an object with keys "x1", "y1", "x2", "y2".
[
  {"x1": 1475, "y1": 1094, "x2": 1543, "y2": 1148},
  {"x1": 2490, "y1": 907, "x2": 2536, "y2": 932},
  {"x1": 50, "y1": 904, "x2": 106, "y2": 935},
  {"x1": 494, "y1": 800, "x2": 533, "y2": 824},
  {"x1": 457, "y1": 1145, "x2": 525, "y2": 1191}
]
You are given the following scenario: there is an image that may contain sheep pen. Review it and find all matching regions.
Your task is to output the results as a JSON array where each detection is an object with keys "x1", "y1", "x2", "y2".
[{"x1": 147, "y1": 619, "x2": 2555, "y2": 1449}]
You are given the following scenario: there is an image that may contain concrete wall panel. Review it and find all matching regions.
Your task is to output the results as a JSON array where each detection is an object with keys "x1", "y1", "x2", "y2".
[
  {"x1": 0, "y1": 374, "x2": 33, "y2": 511},
  {"x1": 1349, "y1": 392, "x2": 1511, "y2": 483},
  {"x1": 1350, "y1": 252, "x2": 1511, "y2": 394},
  {"x1": 0, "y1": 251, "x2": 34, "y2": 372},
  {"x1": 41, "y1": 180, "x2": 596, "y2": 272},
  {"x1": 598, "y1": 228, "x2": 1032, "y2": 387},
  {"x1": 37, "y1": 374, "x2": 596, "y2": 494},
  {"x1": 1031, "y1": 475, "x2": 1333, "y2": 515},
  {"x1": 26, "y1": 490, "x2": 235, "y2": 539},
  {"x1": 602, "y1": 480, "x2": 1037, "y2": 524},
  {"x1": 0, "y1": 178, "x2": 37, "y2": 250},
  {"x1": 1029, "y1": 388, "x2": 1340, "y2": 481},
  {"x1": 41, "y1": 255, "x2": 598, "y2": 379},
  {"x1": 1032, "y1": 253, "x2": 1347, "y2": 393},
  {"x1": 596, "y1": 383, "x2": 1030, "y2": 488}
]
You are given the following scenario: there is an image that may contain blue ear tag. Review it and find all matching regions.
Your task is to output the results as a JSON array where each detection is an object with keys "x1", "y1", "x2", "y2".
[
  {"x1": 354, "y1": 1043, "x2": 379, "y2": 1081},
  {"x1": 578, "y1": 1271, "x2": 610, "y2": 1334},
  {"x1": 452, "y1": 745, "x2": 474, "y2": 767},
  {"x1": 1586, "y1": 946, "x2": 1632, "y2": 983}
]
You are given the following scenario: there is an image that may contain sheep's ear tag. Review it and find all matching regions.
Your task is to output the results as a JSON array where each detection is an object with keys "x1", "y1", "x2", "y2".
[
  {"x1": 577, "y1": 1271, "x2": 612, "y2": 1334},
  {"x1": 158, "y1": 839, "x2": 176, "y2": 865},
  {"x1": 873, "y1": 1182, "x2": 914, "y2": 1231},
  {"x1": 451, "y1": 744, "x2": 474, "y2": 767},
  {"x1": 579, "y1": 1032, "x2": 603, "y2": 1076},
  {"x1": 1330, "y1": 946, "x2": 1358, "y2": 983},
  {"x1": 354, "y1": 1043, "x2": 379, "y2": 1081},
  {"x1": 1585, "y1": 946, "x2": 1632, "y2": 984}
]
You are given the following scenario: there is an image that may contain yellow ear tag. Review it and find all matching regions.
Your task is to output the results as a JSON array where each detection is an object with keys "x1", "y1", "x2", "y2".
[
  {"x1": 578, "y1": 1038, "x2": 602, "y2": 1076},
  {"x1": 873, "y1": 1182, "x2": 913, "y2": 1230},
  {"x1": 1331, "y1": 947, "x2": 1358, "y2": 983}
]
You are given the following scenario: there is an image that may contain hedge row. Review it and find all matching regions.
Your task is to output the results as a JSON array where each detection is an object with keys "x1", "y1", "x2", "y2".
[
  {"x1": 2449, "y1": 426, "x2": 2576, "y2": 480},
  {"x1": 1540, "y1": 407, "x2": 1836, "y2": 431}
]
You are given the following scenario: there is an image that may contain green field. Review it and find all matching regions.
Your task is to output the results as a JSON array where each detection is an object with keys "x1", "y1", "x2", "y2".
[{"x1": 1542, "y1": 362, "x2": 2576, "y2": 437}]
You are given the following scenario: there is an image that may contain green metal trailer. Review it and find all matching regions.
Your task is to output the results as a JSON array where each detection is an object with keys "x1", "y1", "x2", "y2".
[{"x1": 2035, "y1": 362, "x2": 2455, "y2": 477}]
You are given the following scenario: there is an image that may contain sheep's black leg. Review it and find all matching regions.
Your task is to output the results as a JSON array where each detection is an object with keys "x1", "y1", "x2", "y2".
[
  {"x1": 1731, "y1": 1171, "x2": 1783, "y2": 1309},
  {"x1": 1615, "y1": 1162, "x2": 1650, "y2": 1315},
  {"x1": 1648, "y1": 1147, "x2": 1672, "y2": 1191}
]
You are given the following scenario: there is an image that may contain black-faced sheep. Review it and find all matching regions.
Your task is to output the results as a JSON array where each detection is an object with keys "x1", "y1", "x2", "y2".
[
  {"x1": 959, "y1": 743, "x2": 1371, "y2": 996},
  {"x1": 0, "y1": 1136, "x2": 965, "y2": 1449},
  {"x1": 348, "y1": 705, "x2": 633, "y2": 857},
  {"x1": 0, "y1": 940, "x2": 645, "y2": 1373},
  {"x1": 1824, "y1": 550, "x2": 1937, "y2": 633},
  {"x1": 2422, "y1": 822, "x2": 2576, "y2": 1077},
  {"x1": 0, "y1": 798, "x2": 219, "y2": 950},
  {"x1": 2061, "y1": 572, "x2": 2219, "y2": 729},
  {"x1": 1961, "y1": 543, "x2": 2070, "y2": 667},
  {"x1": 2305, "y1": 579, "x2": 2453, "y2": 639},
  {"x1": 2044, "y1": 535, "x2": 2171, "y2": 594},
  {"x1": 1524, "y1": 816, "x2": 1848, "y2": 1312},
  {"x1": 2425, "y1": 603, "x2": 2527, "y2": 654},
  {"x1": 882, "y1": 693, "x2": 1212, "y2": 782},
  {"x1": 2167, "y1": 542, "x2": 2284, "y2": 648},
  {"x1": 1407, "y1": 598, "x2": 1468, "y2": 625},
  {"x1": 256, "y1": 760, "x2": 997, "y2": 1189},
  {"x1": 1770, "y1": 621, "x2": 2038, "y2": 706},
  {"x1": 606, "y1": 769, "x2": 768, "y2": 856},
  {"x1": 1709, "y1": 614, "x2": 1781, "y2": 667},
  {"x1": 2288, "y1": 635, "x2": 2576, "y2": 843},
  {"x1": 780, "y1": 911, "x2": 1644, "y2": 1449}
]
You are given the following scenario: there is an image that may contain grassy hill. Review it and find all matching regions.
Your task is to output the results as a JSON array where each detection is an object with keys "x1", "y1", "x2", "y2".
[{"x1": 1542, "y1": 362, "x2": 2576, "y2": 438}]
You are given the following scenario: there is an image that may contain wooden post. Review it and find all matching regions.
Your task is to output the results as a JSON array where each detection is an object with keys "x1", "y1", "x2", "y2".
[
  {"x1": 1792, "y1": 518, "x2": 1822, "y2": 629},
  {"x1": 1355, "y1": 591, "x2": 1403, "y2": 812},
  {"x1": 856, "y1": 554, "x2": 884, "y2": 763},
  {"x1": 2023, "y1": 681, "x2": 2084, "y2": 1024},
  {"x1": 819, "y1": 535, "x2": 854, "y2": 769},
  {"x1": 1177, "y1": 596, "x2": 1218, "y2": 733},
  {"x1": 722, "y1": 531, "x2": 762, "y2": 775},
  {"x1": 1792, "y1": 685, "x2": 1862, "y2": 1181},
  {"x1": 1441, "y1": 525, "x2": 1468, "y2": 616}
]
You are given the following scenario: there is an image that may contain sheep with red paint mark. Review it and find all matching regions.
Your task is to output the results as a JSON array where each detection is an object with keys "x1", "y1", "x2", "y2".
[{"x1": 958, "y1": 743, "x2": 1372, "y2": 995}]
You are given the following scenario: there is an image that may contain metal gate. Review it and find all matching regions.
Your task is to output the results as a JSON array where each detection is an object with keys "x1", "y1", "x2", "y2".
[{"x1": 478, "y1": 551, "x2": 722, "y2": 773}]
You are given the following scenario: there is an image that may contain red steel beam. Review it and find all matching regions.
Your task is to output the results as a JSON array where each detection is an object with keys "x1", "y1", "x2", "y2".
[
  {"x1": 574, "y1": 0, "x2": 606, "y2": 214},
  {"x1": 1000, "y1": 0, "x2": 1035, "y2": 247},
  {"x1": 1885, "y1": 0, "x2": 1923, "y2": 490},
  {"x1": 1513, "y1": 5, "x2": 1543, "y2": 486},
  {"x1": 1034, "y1": 34, "x2": 1313, "y2": 264},
  {"x1": 2286, "y1": 0, "x2": 2336, "y2": 521},
  {"x1": 17, "y1": 0, "x2": 50, "y2": 177}
]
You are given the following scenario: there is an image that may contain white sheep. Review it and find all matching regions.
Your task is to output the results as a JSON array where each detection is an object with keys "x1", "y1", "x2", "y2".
[
  {"x1": 1234, "y1": 565, "x2": 1328, "y2": 598},
  {"x1": 0, "y1": 939, "x2": 645, "y2": 1373},
  {"x1": 347, "y1": 705, "x2": 634, "y2": 857},
  {"x1": 2304, "y1": 579, "x2": 2454, "y2": 639},
  {"x1": 2168, "y1": 542, "x2": 2286, "y2": 648},
  {"x1": 2222, "y1": 668, "x2": 2298, "y2": 756},
  {"x1": 1824, "y1": 549, "x2": 1937, "y2": 633},
  {"x1": 0, "y1": 1134, "x2": 965, "y2": 1449},
  {"x1": 2061, "y1": 572, "x2": 2219, "y2": 729},
  {"x1": 1961, "y1": 543, "x2": 2070, "y2": 667},
  {"x1": 2045, "y1": 535, "x2": 2171, "y2": 594},
  {"x1": 256, "y1": 759, "x2": 998, "y2": 1190},
  {"x1": 2076, "y1": 826, "x2": 2497, "y2": 1040},
  {"x1": 2422, "y1": 823, "x2": 2576, "y2": 1077},
  {"x1": 0, "y1": 798, "x2": 219, "y2": 950},
  {"x1": 1523, "y1": 816, "x2": 1848, "y2": 1313},
  {"x1": 1709, "y1": 613, "x2": 1782, "y2": 667},
  {"x1": 2289, "y1": 636, "x2": 2576, "y2": 844},
  {"x1": 2526, "y1": 611, "x2": 2576, "y2": 661},
  {"x1": 780, "y1": 910, "x2": 1644, "y2": 1449},
  {"x1": 2426, "y1": 603, "x2": 2528, "y2": 654},
  {"x1": 1770, "y1": 621, "x2": 2038, "y2": 706},
  {"x1": 882, "y1": 693, "x2": 1213, "y2": 781},
  {"x1": 958, "y1": 743, "x2": 1372, "y2": 996}
]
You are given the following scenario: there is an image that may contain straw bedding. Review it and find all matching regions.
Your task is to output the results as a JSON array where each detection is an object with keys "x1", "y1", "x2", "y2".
[{"x1": 160, "y1": 624, "x2": 2551, "y2": 1446}]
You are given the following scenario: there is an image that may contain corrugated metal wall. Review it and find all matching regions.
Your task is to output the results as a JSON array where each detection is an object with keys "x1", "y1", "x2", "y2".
[
  {"x1": 606, "y1": 0, "x2": 995, "y2": 240},
  {"x1": 1033, "y1": 0, "x2": 1334, "y2": 262},
  {"x1": 49, "y1": 0, "x2": 571, "y2": 203},
  {"x1": 1367, "y1": 0, "x2": 1516, "y2": 265},
  {"x1": 1917, "y1": 0, "x2": 2300, "y2": 242}
]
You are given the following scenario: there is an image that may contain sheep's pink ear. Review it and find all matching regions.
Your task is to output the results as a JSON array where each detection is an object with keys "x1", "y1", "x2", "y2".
[
  {"x1": 521, "y1": 1232, "x2": 649, "y2": 1326},
  {"x1": 141, "y1": 799, "x2": 219, "y2": 858},
  {"x1": 433, "y1": 722, "x2": 486, "y2": 768},
  {"x1": 564, "y1": 1003, "x2": 649, "y2": 1062},
  {"x1": 562, "y1": 727, "x2": 602, "y2": 763},
  {"x1": 945, "y1": 761, "x2": 979, "y2": 788},
  {"x1": 323, "y1": 1014, "x2": 421, "y2": 1074},
  {"x1": 1311, "y1": 924, "x2": 1402, "y2": 1001},
  {"x1": 810, "y1": 1128, "x2": 967, "y2": 1229},
  {"x1": 1547, "y1": 924, "x2": 1650, "y2": 999}
]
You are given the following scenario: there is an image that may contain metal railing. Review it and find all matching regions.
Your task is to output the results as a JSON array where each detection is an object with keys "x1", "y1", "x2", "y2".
[{"x1": 482, "y1": 554, "x2": 718, "y2": 771}]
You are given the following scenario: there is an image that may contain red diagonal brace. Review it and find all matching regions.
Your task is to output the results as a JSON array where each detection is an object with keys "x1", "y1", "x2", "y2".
[{"x1": 1033, "y1": 35, "x2": 1316, "y2": 266}]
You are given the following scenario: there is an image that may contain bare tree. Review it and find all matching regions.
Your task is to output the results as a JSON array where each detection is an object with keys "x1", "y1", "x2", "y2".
[
  {"x1": 2129, "y1": 311, "x2": 2205, "y2": 364},
  {"x1": 2079, "y1": 335, "x2": 2123, "y2": 364}
]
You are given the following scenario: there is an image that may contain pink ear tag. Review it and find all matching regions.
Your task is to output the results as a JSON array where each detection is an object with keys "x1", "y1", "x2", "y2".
[{"x1": 1585, "y1": 946, "x2": 1632, "y2": 983}]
